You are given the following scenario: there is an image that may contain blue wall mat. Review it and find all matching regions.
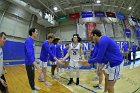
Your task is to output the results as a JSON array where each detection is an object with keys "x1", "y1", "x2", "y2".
[{"x1": 2, "y1": 40, "x2": 25, "y2": 60}]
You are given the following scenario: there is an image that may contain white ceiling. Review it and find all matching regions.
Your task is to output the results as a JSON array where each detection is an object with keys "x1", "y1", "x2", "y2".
[{"x1": 20, "y1": 0, "x2": 140, "y2": 18}]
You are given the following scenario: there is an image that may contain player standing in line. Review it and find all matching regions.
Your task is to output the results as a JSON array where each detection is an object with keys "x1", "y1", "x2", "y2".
[
  {"x1": 62, "y1": 34, "x2": 85, "y2": 85},
  {"x1": 80, "y1": 29, "x2": 123, "y2": 93}
]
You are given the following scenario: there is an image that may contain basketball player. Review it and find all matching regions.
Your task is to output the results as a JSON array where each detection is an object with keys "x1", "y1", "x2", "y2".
[
  {"x1": 90, "y1": 41, "x2": 98, "y2": 81},
  {"x1": 122, "y1": 43, "x2": 128, "y2": 63},
  {"x1": 131, "y1": 42, "x2": 137, "y2": 68},
  {"x1": 49, "y1": 38, "x2": 62, "y2": 79},
  {"x1": 90, "y1": 41, "x2": 107, "y2": 92},
  {"x1": 25, "y1": 28, "x2": 42, "y2": 93},
  {"x1": 80, "y1": 29, "x2": 123, "y2": 93},
  {"x1": 39, "y1": 35, "x2": 63, "y2": 84},
  {"x1": 56, "y1": 39, "x2": 63, "y2": 75},
  {"x1": 62, "y1": 34, "x2": 85, "y2": 85},
  {"x1": 63, "y1": 43, "x2": 70, "y2": 70},
  {"x1": 0, "y1": 32, "x2": 9, "y2": 93}
]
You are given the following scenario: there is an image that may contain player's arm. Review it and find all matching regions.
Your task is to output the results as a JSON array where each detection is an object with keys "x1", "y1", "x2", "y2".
[
  {"x1": 63, "y1": 48, "x2": 71, "y2": 60},
  {"x1": 99, "y1": 64, "x2": 105, "y2": 71},
  {"x1": 80, "y1": 44, "x2": 85, "y2": 60},
  {"x1": 25, "y1": 40, "x2": 36, "y2": 64},
  {"x1": 99, "y1": 58, "x2": 108, "y2": 72},
  {"x1": 25, "y1": 41, "x2": 41, "y2": 72},
  {"x1": 45, "y1": 43, "x2": 63, "y2": 65},
  {"x1": 89, "y1": 38, "x2": 108, "y2": 63},
  {"x1": 33, "y1": 62, "x2": 42, "y2": 73},
  {"x1": 3, "y1": 67, "x2": 7, "y2": 74}
]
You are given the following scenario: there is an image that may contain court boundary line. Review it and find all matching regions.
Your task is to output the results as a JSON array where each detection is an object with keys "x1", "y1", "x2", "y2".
[
  {"x1": 59, "y1": 75, "x2": 96, "y2": 93},
  {"x1": 46, "y1": 70, "x2": 96, "y2": 93},
  {"x1": 132, "y1": 87, "x2": 140, "y2": 93}
]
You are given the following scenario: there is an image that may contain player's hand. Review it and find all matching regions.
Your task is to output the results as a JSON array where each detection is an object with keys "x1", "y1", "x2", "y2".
[
  {"x1": 0, "y1": 78, "x2": 7, "y2": 87},
  {"x1": 57, "y1": 60, "x2": 64, "y2": 65},
  {"x1": 79, "y1": 60, "x2": 90, "y2": 66},
  {"x1": 59, "y1": 58, "x2": 65, "y2": 62},
  {"x1": 33, "y1": 62, "x2": 42, "y2": 73}
]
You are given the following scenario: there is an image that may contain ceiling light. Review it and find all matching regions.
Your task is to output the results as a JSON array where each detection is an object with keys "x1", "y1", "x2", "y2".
[
  {"x1": 96, "y1": 0, "x2": 101, "y2": 4},
  {"x1": 53, "y1": 7, "x2": 58, "y2": 11},
  {"x1": 128, "y1": 7, "x2": 132, "y2": 10}
]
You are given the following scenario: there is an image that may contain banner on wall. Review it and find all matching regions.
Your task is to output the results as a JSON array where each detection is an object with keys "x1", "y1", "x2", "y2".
[
  {"x1": 124, "y1": 29, "x2": 131, "y2": 37},
  {"x1": 138, "y1": 19, "x2": 140, "y2": 23},
  {"x1": 94, "y1": 12, "x2": 106, "y2": 17},
  {"x1": 135, "y1": 26, "x2": 140, "y2": 38},
  {"x1": 116, "y1": 12, "x2": 125, "y2": 20},
  {"x1": 61, "y1": 41, "x2": 129, "y2": 52},
  {"x1": 123, "y1": 19, "x2": 131, "y2": 29},
  {"x1": 3, "y1": 40, "x2": 25, "y2": 60},
  {"x1": 77, "y1": 23, "x2": 87, "y2": 39},
  {"x1": 86, "y1": 22, "x2": 96, "y2": 38},
  {"x1": 138, "y1": 19, "x2": 140, "y2": 26},
  {"x1": 138, "y1": 40, "x2": 140, "y2": 45},
  {"x1": 58, "y1": 15, "x2": 68, "y2": 22},
  {"x1": 81, "y1": 12, "x2": 93, "y2": 18},
  {"x1": 105, "y1": 24, "x2": 114, "y2": 37},
  {"x1": 131, "y1": 16, "x2": 137, "y2": 22},
  {"x1": 129, "y1": 16, "x2": 136, "y2": 26},
  {"x1": 116, "y1": 41, "x2": 129, "y2": 49},
  {"x1": 106, "y1": 12, "x2": 116, "y2": 18},
  {"x1": 69, "y1": 13, "x2": 80, "y2": 20}
]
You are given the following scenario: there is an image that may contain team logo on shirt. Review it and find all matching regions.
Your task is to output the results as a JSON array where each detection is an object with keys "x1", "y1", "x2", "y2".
[{"x1": 72, "y1": 49, "x2": 78, "y2": 55}]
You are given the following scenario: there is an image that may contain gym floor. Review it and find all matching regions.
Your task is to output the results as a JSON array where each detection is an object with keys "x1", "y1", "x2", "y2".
[{"x1": 4, "y1": 61, "x2": 140, "y2": 93}]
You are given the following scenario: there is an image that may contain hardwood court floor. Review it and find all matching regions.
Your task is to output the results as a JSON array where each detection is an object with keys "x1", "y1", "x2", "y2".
[
  {"x1": 4, "y1": 65, "x2": 72, "y2": 93},
  {"x1": 4, "y1": 65, "x2": 140, "y2": 93},
  {"x1": 48, "y1": 65, "x2": 140, "y2": 93}
]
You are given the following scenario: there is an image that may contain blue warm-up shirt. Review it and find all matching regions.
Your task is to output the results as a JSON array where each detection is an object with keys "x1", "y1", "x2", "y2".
[
  {"x1": 63, "y1": 47, "x2": 70, "y2": 60},
  {"x1": 89, "y1": 43, "x2": 108, "y2": 64},
  {"x1": 49, "y1": 44, "x2": 57, "y2": 62},
  {"x1": 88, "y1": 36, "x2": 123, "y2": 67},
  {"x1": 25, "y1": 37, "x2": 35, "y2": 65},
  {"x1": 90, "y1": 45, "x2": 95, "y2": 57},
  {"x1": 56, "y1": 44, "x2": 62, "y2": 59},
  {"x1": 40, "y1": 40, "x2": 55, "y2": 62}
]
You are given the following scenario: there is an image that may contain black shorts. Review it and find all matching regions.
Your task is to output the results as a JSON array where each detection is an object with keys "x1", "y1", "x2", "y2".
[{"x1": 0, "y1": 74, "x2": 7, "y2": 92}]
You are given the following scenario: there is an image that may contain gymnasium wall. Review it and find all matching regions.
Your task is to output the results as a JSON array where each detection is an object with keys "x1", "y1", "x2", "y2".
[
  {"x1": 0, "y1": 0, "x2": 47, "y2": 43},
  {"x1": 51, "y1": 17, "x2": 138, "y2": 44},
  {"x1": 52, "y1": 20, "x2": 77, "y2": 41},
  {"x1": 0, "y1": 0, "x2": 47, "y2": 61}
]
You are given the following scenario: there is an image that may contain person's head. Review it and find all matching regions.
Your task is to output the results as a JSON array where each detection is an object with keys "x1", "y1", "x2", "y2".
[
  {"x1": 0, "y1": 32, "x2": 6, "y2": 46},
  {"x1": 47, "y1": 33, "x2": 55, "y2": 43},
  {"x1": 28, "y1": 28, "x2": 38, "y2": 39},
  {"x1": 91, "y1": 41, "x2": 94, "y2": 46},
  {"x1": 52, "y1": 38, "x2": 60, "y2": 44},
  {"x1": 65, "y1": 43, "x2": 69, "y2": 48},
  {"x1": 91, "y1": 29, "x2": 102, "y2": 43},
  {"x1": 72, "y1": 34, "x2": 81, "y2": 43}
]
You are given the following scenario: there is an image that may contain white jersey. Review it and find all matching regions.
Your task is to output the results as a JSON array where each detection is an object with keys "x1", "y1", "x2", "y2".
[
  {"x1": 0, "y1": 47, "x2": 3, "y2": 77},
  {"x1": 70, "y1": 43, "x2": 81, "y2": 61}
]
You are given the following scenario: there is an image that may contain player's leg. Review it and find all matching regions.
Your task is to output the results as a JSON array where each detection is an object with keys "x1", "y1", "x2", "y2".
[
  {"x1": 94, "y1": 63, "x2": 103, "y2": 89},
  {"x1": 107, "y1": 65, "x2": 122, "y2": 93},
  {"x1": 75, "y1": 67, "x2": 80, "y2": 85},
  {"x1": 51, "y1": 62, "x2": 57, "y2": 79},
  {"x1": 42, "y1": 62, "x2": 52, "y2": 86},
  {"x1": 67, "y1": 61, "x2": 74, "y2": 85}
]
